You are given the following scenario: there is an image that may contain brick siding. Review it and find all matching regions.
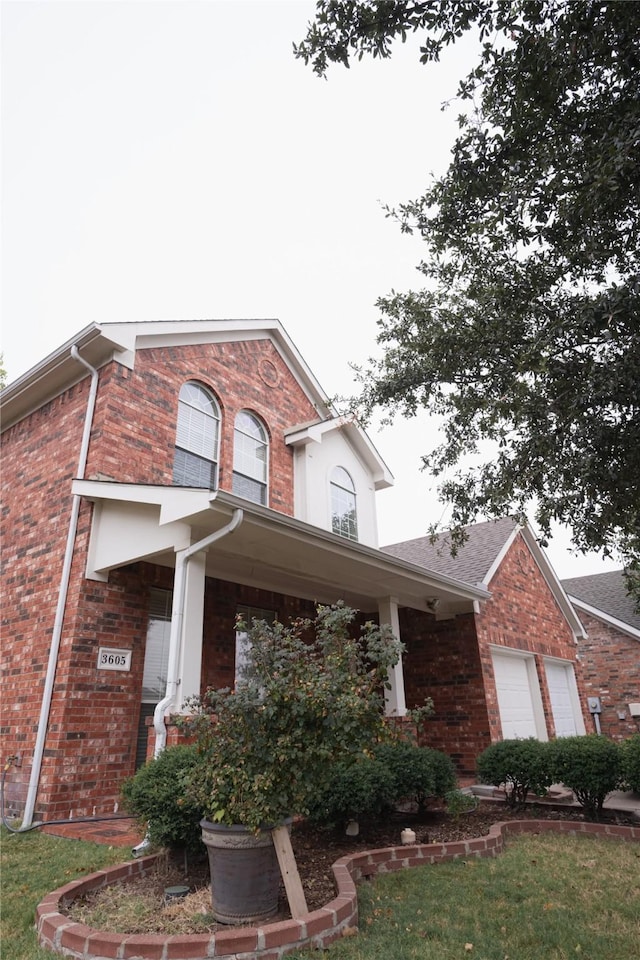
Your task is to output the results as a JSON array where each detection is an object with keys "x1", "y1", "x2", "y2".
[{"x1": 575, "y1": 609, "x2": 640, "y2": 739}]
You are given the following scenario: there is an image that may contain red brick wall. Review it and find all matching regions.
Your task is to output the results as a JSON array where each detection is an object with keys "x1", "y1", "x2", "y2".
[
  {"x1": 400, "y1": 609, "x2": 492, "y2": 778},
  {"x1": 1, "y1": 381, "x2": 90, "y2": 805},
  {"x1": 575, "y1": 609, "x2": 640, "y2": 739},
  {"x1": 474, "y1": 534, "x2": 589, "y2": 740},
  {"x1": 88, "y1": 340, "x2": 319, "y2": 513}
]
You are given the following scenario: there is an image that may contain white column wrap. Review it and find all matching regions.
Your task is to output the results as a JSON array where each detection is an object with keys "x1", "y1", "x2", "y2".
[
  {"x1": 176, "y1": 549, "x2": 206, "y2": 707},
  {"x1": 377, "y1": 596, "x2": 407, "y2": 717}
]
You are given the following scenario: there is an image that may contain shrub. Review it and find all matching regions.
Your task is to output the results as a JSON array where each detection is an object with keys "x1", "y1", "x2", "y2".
[
  {"x1": 307, "y1": 755, "x2": 396, "y2": 827},
  {"x1": 307, "y1": 741, "x2": 457, "y2": 827},
  {"x1": 121, "y1": 744, "x2": 205, "y2": 855},
  {"x1": 182, "y1": 603, "x2": 403, "y2": 832},
  {"x1": 550, "y1": 734, "x2": 622, "y2": 819},
  {"x1": 619, "y1": 734, "x2": 640, "y2": 793},
  {"x1": 373, "y1": 741, "x2": 456, "y2": 811},
  {"x1": 476, "y1": 738, "x2": 554, "y2": 809},
  {"x1": 444, "y1": 789, "x2": 478, "y2": 819}
]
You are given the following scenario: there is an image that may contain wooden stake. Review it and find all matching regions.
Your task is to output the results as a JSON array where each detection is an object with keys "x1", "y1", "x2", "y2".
[{"x1": 271, "y1": 824, "x2": 308, "y2": 918}]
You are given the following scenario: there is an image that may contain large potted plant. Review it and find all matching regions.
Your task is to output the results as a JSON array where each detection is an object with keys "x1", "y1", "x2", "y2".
[{"x1": 182, "y1": 602, "x2": 402, "y2": 924}]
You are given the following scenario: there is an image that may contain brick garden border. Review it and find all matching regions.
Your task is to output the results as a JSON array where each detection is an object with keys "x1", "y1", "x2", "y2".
[{"x1": 37, "y1": 819, "x2": 640, "y2": 960}]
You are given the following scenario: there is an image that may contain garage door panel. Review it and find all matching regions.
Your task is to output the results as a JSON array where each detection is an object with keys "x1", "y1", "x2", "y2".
[
  {"x1": 545, "y1": 660, "x2": 579, "y2": 737},
  {"x1": 492, "y1": 653, "x2": 539, "y2": 740}
]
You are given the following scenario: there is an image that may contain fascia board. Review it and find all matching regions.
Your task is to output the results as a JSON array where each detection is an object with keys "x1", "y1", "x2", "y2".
[
  {"x1": 210, "y1": 490, "x2": 489, "y2": 602},
  {"x1": 568, "y1": 596, "x2": 640, "y2": 640},
  {"x1": 519, "y1": 526, "x2": 587, "y2": 638},
  {"x1": 1, "y1": 324, "x2": 134, "y2": 429},
  {"x1": 72, "y1": 479, "x2": 214, "y2": 525}
]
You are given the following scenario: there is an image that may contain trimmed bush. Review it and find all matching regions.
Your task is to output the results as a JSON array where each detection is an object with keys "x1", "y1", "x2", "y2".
[
  {"x1": 306, "y1": 755, "x2": 396, "y2": 827},
  {"x1": 550, "y1": 734, "x2": 622, "y2": 819},
  {"x1": 121, "y1": 744, "x2": 205, "y2": 855},
  {"x1": 374, "y1": 741, "x2": 457, "y2": 811},
  {"x1": 620, "y1": 734, "x2": 640, "y2": 793},
  {"x1": 308, "y1": 741, "x2": 457, "y2": 827},
  {"x1": 476, "y1": 738, "x2": 554, "y2": 809}
]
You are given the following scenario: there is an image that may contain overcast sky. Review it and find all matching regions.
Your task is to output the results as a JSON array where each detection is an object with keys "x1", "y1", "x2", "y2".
[{"x1": 1, "y1": 0, "x2": 619, "y2": 578}]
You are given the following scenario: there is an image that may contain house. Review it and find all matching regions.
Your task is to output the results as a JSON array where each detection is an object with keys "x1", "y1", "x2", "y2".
[
  {"x1": 1, "y1": 320, "x2": 594, "y2": 824},
  {"x1": 383, "y1": 519, "x2": 589, "y2": 770},
  {"x1": 2, "y1": 318, "x2": 492, "y2": 825},
  {"x1": 561, "y1": 570, "x2": 640, "y2": 739}
]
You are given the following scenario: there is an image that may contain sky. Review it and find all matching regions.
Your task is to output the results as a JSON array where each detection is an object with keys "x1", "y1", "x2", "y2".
[{"x1": 1, "y1": 0, "x2": 621, "y2": 579}]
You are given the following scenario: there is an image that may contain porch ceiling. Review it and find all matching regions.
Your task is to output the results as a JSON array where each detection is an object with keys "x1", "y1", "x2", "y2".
[{"x1": 73, "y1": 481, "x2": 489, "y2": 619}]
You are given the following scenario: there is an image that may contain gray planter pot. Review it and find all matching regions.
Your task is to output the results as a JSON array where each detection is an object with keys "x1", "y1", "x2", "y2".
[{"x1": 200, "y1": 819, "x2": 284, "y2": 924}]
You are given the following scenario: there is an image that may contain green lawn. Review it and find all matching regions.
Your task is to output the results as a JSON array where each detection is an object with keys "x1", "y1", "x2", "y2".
[
  {"x1": 288, "y1": 833, "x2": 640, "y2": 960},
  {"x1": 2, "y1": 827, "x2": 639, "y2": 960},
  {"x1": 1, "y1": 827, "x2": 125, "y2": 960}
]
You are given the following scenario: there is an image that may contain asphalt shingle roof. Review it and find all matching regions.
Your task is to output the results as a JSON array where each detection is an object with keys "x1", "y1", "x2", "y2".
[
  {"x1": 382, "y1": 517, "x2": 519, "y2": 587},
  {"x1": 561, "y1": 570, "x2": 640, "y2": 632}
]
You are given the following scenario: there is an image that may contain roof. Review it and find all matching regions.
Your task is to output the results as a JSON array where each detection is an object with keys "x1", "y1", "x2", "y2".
[
  {"x1": 562, "y1": 570, "x2": 640, "y2": 637},
  {"x1": 382, "y1": 517, "x2": 519, "y2": 587},
  {"x1": 383, "y1": 517, "x2": 585, "y2": 638}
]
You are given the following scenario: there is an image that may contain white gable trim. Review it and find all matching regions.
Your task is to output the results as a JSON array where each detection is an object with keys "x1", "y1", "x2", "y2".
[{"x1": 568, "y1": 596, "x2": 640, "y2": 641}]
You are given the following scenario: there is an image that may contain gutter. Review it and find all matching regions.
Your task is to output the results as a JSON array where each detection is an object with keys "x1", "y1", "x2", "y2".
[{"x1": 22, "y1": 346, "x2": 99, "y2": 829}]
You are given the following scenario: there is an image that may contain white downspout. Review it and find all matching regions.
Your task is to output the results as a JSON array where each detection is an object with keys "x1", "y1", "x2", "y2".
[
  {"x1": 22, "y1": 346, "x2": 99, "y2": 828},
  {"x1": 152, "y1": 508, "x2": 244, "y2": 758}
]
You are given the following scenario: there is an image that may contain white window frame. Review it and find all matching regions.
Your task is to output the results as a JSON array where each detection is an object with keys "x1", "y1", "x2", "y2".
[
  {"x1": 173, "y1": 381, "x2": 220, "y2": 489},
  {"x1": 330, "y1": 466, "x2": 358, "y2": 541},
  {"x1": 233, "y1": 410, "x2": 269, "y2": 505}
]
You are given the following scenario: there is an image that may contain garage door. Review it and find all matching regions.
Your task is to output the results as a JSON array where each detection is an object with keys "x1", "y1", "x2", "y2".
[
  {"x1": 545, "y1": 660, "x2": 579, "y2": 737},
  {"x1": 492, "y1": 653, "x2": 539, "y2": 739}
]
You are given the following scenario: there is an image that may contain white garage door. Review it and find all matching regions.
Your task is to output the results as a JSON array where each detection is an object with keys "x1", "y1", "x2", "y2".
[
  {"x1": 492, "y1": 653, "x2": 538, "y2": 739},
  {"x1": 545, "y1": 660, "x2": 579, "y2": 737}
]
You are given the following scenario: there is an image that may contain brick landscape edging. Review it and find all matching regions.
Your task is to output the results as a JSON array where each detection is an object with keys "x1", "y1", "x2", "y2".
[{"x1": 37, "y1": 820, "x2": 640, "y2": 960}]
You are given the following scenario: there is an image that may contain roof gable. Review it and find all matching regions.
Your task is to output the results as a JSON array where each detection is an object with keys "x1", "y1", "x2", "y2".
[
  {"x1": 383, "y1": 518, "x2": 585, "y2": 637},
  {"x1": 2, "y1": 318, "x2": 332, "y2": 428}
]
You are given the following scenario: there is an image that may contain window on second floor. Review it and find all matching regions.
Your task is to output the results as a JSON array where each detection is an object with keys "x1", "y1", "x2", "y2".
[
  {"x1": 331, "y1": 466, "x2": 358, "y2": 541},
  {"x1": 233, "y1": 410, "x2": 268, "y2": 505},
  {"x1": 173, "y1": 381, "x2": 220, "y2": 488}
]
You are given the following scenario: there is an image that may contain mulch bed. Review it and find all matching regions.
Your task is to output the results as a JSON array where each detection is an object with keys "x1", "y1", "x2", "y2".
[{"x1": 65, "y1": 801, "x2": 636, "y2": 934}]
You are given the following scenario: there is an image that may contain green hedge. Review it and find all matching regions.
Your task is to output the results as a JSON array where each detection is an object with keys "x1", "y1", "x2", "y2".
[
  {"x1": 121, "y1": 744, "x2": 205, "y2": 854},
  {"x1": 308, "y1": 741, "x2": 456, "y2": 827},
  {"x1": 476, "y1": 738, "x2": 554, "y2": 809},
  {"x1": 621, "y1": 734, "x2": 640, "y2": 793},
  {"x1": 549, "y1": 734, "x2": 622, "y2": 819}
]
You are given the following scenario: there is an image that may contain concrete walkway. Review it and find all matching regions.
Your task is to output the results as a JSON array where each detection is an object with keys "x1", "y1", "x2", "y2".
[{"x1": 471, "y1": 783, "x2": 640, "y2": 819}]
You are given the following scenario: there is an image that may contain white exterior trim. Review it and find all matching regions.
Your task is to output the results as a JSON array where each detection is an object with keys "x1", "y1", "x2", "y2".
[{"x1": 568, "y1": 596, "x2": 640, "y2": 641}]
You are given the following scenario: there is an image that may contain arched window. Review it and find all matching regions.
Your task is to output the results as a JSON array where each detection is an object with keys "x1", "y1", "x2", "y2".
[
  {"x1": 330, "y1": 466, "x2": 358, "y2": 541},
  {"x1": 233, "y1": 410, "x2": 268, "y2": 505},
  {"x1": 173, "y1": 382, "x2": 220, "y2": 488}
]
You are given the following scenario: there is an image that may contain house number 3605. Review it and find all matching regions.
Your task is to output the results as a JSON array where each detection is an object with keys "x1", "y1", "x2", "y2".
[{"x1": 97, "y1": 647, "x2": 132, "y2": 671}]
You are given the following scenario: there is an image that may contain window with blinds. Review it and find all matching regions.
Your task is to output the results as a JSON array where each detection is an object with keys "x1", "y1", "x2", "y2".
[
  {"x1": 232, "y1": 411, "x2": 268, "y2": 505},
  {"x1": 173, "y1": 382, "x2": 220, "y2": 488}
]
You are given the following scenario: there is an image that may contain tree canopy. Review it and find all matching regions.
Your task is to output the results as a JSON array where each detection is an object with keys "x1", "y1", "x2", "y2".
[{"x1": 296, "y1": 1, "x2": 640, "y2": 584}]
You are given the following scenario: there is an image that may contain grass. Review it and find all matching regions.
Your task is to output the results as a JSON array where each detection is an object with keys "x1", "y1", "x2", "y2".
[
  {"x1": 2, "y1": 827, "x2": 639, "y2": 960},
  {"x1": 291, "y1": 833, "x2": 640, "y2": 960},
  {"x1": 1, "y1": 826, "x2": 125, "y2": 960}
]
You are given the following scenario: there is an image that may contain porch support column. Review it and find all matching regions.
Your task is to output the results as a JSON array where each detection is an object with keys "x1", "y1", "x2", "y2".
[
  {"x1": 176, "y1": 548, "x2": 206, "y2": 707},
  {"x1": 377, "y1": 596, "x2": 407, "y2": 717}
]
